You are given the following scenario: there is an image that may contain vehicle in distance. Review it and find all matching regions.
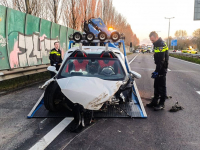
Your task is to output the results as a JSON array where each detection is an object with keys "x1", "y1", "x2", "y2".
[
  {"x1": 173, "y1": 50, "x2": 181, "y2": 53},
  {"x1": 146, "y1": 45, "x2": 153, "y2": 53},
  {"x1": 182, "y1": 46, "x2": 198, "y2": 54},
  {"x1": 135, "y1": 49, "x2": 139, "y2": 53}
]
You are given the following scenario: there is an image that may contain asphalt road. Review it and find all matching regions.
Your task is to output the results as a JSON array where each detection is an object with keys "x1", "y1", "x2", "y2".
[{"x1": 0, "y1": 53, "x2": 200, "y2": 150}]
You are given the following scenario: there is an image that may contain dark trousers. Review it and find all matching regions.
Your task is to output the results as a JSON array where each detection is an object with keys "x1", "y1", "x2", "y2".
[
  {"x1": 154, "y1": 75, "x2": 167, "y2": 105},
  {"x1": 50, "y1": 64, "x2": 60, "y2": 78}
]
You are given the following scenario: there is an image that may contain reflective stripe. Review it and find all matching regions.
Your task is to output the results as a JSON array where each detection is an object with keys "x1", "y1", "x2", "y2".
[
  {"x1": 50, "y1": 51, "x2": 61, "y2": 56},
  {"x1": 154, "y1": 48, "x2": 168, "y2": 53},
  {"x1": 154, "y1": 43, "x2": 168, "y2": 53},
  {"x1": 50, "y1": 51, "x2": 60, "y2": 54}
]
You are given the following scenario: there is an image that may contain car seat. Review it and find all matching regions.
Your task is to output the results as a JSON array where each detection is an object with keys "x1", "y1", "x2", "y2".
[{"x1": 66, "y1": 51, "x2": 88, "y2": 72}]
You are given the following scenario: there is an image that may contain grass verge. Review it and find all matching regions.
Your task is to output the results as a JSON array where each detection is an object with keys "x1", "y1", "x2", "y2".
[
  {"x1": 169, "y1": 53, "x2": 200, "y2": 64},
  {"x1": 126, "y1": 52, "x2": 134, "y2": 56},
  {"x1": 0, "y1": 72, "x2": 51, "y2": 93}
]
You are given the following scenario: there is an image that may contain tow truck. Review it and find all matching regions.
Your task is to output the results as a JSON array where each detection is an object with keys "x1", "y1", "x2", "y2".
[{"x1": 27, "y1": 18, "x2": 147, "y2": 131}]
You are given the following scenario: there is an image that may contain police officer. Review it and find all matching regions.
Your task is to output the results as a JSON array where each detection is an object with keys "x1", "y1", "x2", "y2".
[
  {"x1": 147, "y1": 31, "x2": 169, "y2": 111},
  {"x1": 49, "y1": 42, "x2": 62, "y2": 77}
]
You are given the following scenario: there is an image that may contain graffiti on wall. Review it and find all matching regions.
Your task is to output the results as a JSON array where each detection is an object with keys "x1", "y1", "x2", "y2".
[
  {"x1": 0, "y1": 35, "x2": 6, "y2": 47},
  {"x1": 0, "y1": 35, "x2": 6, "y2": 60},
  {"x1": 9, "y1": 32, "x2": 66, "y2": 68},
  {"x1": 0, "y1": 5, "x2": 70, "y2": 70}
]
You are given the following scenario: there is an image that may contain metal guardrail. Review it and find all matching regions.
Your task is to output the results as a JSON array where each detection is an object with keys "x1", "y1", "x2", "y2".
[
  {"x1": 0, "y1": 64, "x2": 50, "y2": 81},
  {"x1": 169, "y1": 52, "x2": 200, "y2": 58}
]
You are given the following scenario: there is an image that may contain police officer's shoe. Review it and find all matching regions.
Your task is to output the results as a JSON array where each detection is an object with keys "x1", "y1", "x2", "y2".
[
  {"x1": 154, "y1": 104, "x2": 165, "y2": 111},
  {"x1": 146, "y1": 99, "x2": 158, "y2": 108}
]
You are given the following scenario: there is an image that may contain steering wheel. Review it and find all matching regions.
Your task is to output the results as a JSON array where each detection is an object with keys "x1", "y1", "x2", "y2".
[{"x1": 99, "y1": 66, "x2": 115, "y2": 76}]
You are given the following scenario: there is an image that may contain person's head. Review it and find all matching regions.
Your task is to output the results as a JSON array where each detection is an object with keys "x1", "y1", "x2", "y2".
[
  {"x1": 54, "y1": 42, "x2": 59, "y2": 49},
  {"x1": 149, "y1": 31, "x2": 159, "y2": 43}
]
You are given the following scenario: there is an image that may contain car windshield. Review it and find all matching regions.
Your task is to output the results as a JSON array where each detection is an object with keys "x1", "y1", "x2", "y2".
[{"x1": 58, "y1": 58, "x2": 125, "y2": 80}]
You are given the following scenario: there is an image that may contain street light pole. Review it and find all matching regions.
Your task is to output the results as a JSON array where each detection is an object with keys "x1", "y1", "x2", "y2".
[{"x1": 165, "y1": 17, "x2": 175, "y2": 48}]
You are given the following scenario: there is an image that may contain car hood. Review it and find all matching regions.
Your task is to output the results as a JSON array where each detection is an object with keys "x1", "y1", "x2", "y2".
[{"x1": 57, "y1": 77, "x2": 122, "y2": 110}]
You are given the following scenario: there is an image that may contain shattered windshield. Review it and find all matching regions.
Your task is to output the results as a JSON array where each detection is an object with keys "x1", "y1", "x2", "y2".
[{"x1": 58, "y1": 58, "x2": 125, "y2": 80}]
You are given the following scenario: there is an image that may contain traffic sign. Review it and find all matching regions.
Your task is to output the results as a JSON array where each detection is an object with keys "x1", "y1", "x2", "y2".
[
  {"x1": 171, "y1": 39, "x2": 177, "y2": 46},
  {"x1": 194, "y1": 0, "x2": 200, "y2": 20}
]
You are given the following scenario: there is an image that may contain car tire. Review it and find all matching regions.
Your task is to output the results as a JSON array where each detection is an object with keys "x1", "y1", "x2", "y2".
[{"x1": 44, "y1": 81, "x2": 62, "y2": 112}]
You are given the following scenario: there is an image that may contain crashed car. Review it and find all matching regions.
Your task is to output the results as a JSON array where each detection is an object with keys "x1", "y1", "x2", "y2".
[{"x1": 41, "y1": 44, "x2": 141, "y2": 130}]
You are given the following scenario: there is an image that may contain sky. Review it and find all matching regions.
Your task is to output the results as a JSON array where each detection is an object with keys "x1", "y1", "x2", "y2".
[{"x1": 112, "y1": 0, "x2": 200, "y2": 45}]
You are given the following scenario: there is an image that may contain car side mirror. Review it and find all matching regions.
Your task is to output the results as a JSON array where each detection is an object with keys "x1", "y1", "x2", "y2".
[
  {"x1": 47, "y1": 66, "x2": 58, "y2": 74},
  {"x1": 129, "y1": 70, "x2": 141, "y2": 79}
]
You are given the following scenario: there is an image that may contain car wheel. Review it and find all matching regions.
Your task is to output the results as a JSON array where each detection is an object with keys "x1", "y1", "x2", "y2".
[{"x1": 44, "y1": 81, "x2": 62, "y2": 112}]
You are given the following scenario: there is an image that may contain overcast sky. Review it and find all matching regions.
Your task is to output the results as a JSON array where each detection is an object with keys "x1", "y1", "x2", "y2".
[{"x1": 112, "y1": 0, "x2": 200, "y2": 45}]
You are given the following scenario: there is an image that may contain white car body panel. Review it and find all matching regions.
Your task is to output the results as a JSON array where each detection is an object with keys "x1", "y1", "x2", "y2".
[{"x1": 57, "y1": 77, "x2": 122, "y2": 110}]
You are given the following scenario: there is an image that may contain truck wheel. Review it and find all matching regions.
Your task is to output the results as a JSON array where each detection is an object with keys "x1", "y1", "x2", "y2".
[{"x1": 44, "y1": 81, "x2": 62, "y2": 112}]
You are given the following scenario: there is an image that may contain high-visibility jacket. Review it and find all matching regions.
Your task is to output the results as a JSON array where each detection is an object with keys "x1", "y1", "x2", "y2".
[
  {"x1": 153, "y1": 38, "x2": 169, "y2": 75},
  {"x1": 49, "y1": 48, "x2": 62, "y2": 66}
]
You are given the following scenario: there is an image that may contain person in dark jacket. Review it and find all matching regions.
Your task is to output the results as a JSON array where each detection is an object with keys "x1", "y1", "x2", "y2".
[
  {"x1": 49, "y1": 42, "x2": 62, "y2": 77},
  {"x1": 147, "y1": 31, "x2": 169, "y2": 111}
]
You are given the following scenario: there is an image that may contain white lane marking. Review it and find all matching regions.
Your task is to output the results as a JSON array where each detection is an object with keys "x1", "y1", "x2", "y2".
[
  {"x1": 170, "y1": 56, "x2": 200, "y2": 67},
  {"x1": 29, "y1": 117, "x2": 73, "y2": 150},
  {"x1": 129, "y1": 54, "x2": 139, "y2": 64},
  {"x1": 197, "y1": 91, "x2": 200, "y2": 95},
  {"x1": 168, "y1": 69, "x2": 171, "y2": 71}
]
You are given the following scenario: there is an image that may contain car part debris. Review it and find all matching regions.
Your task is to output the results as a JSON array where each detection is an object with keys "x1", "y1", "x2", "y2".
[{"x1": 169, "y1": 102, "x2": 184, "y2": 112}]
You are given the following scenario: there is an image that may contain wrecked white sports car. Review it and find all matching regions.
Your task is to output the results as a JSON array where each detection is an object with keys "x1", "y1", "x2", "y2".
[{"x1": 40, "y1": 44, "x2": 143, "y2": 130}]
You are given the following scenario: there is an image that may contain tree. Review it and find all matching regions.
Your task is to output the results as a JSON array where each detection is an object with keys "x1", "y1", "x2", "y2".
[
  {"x1": 0, "y1": 0, "x2": 12, "y2": 7},
  {"x1": 13, "y1": 0, "x2": 41, "y2": 16},
  {"x1": 65, "y1": 0, "x2": 84, "y2": 30},
  {"x1": 133, "y1": 34, "x2": 140, "y2": 47},
  {"x1": 174, "y1": 30, "x2": 187, "y2": 39},
  {"x1": 1, "y1": 0, "x2": 140, "y2": 46},
  {"x1": 193, "y1": 28, "x2": 200, "y2": 38},
  {"x1": 193, "y1": 28, "x2": 200, "y2": 50},
  {"x1": 96, "y1": 0, "x2": 102, "y2": 18},
  {"x1": 80, "y1": 0, "x2": 91, "y2": 21},
  {"x1": 47, "y1": 0, "x2": 66, "y2": 23}
]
